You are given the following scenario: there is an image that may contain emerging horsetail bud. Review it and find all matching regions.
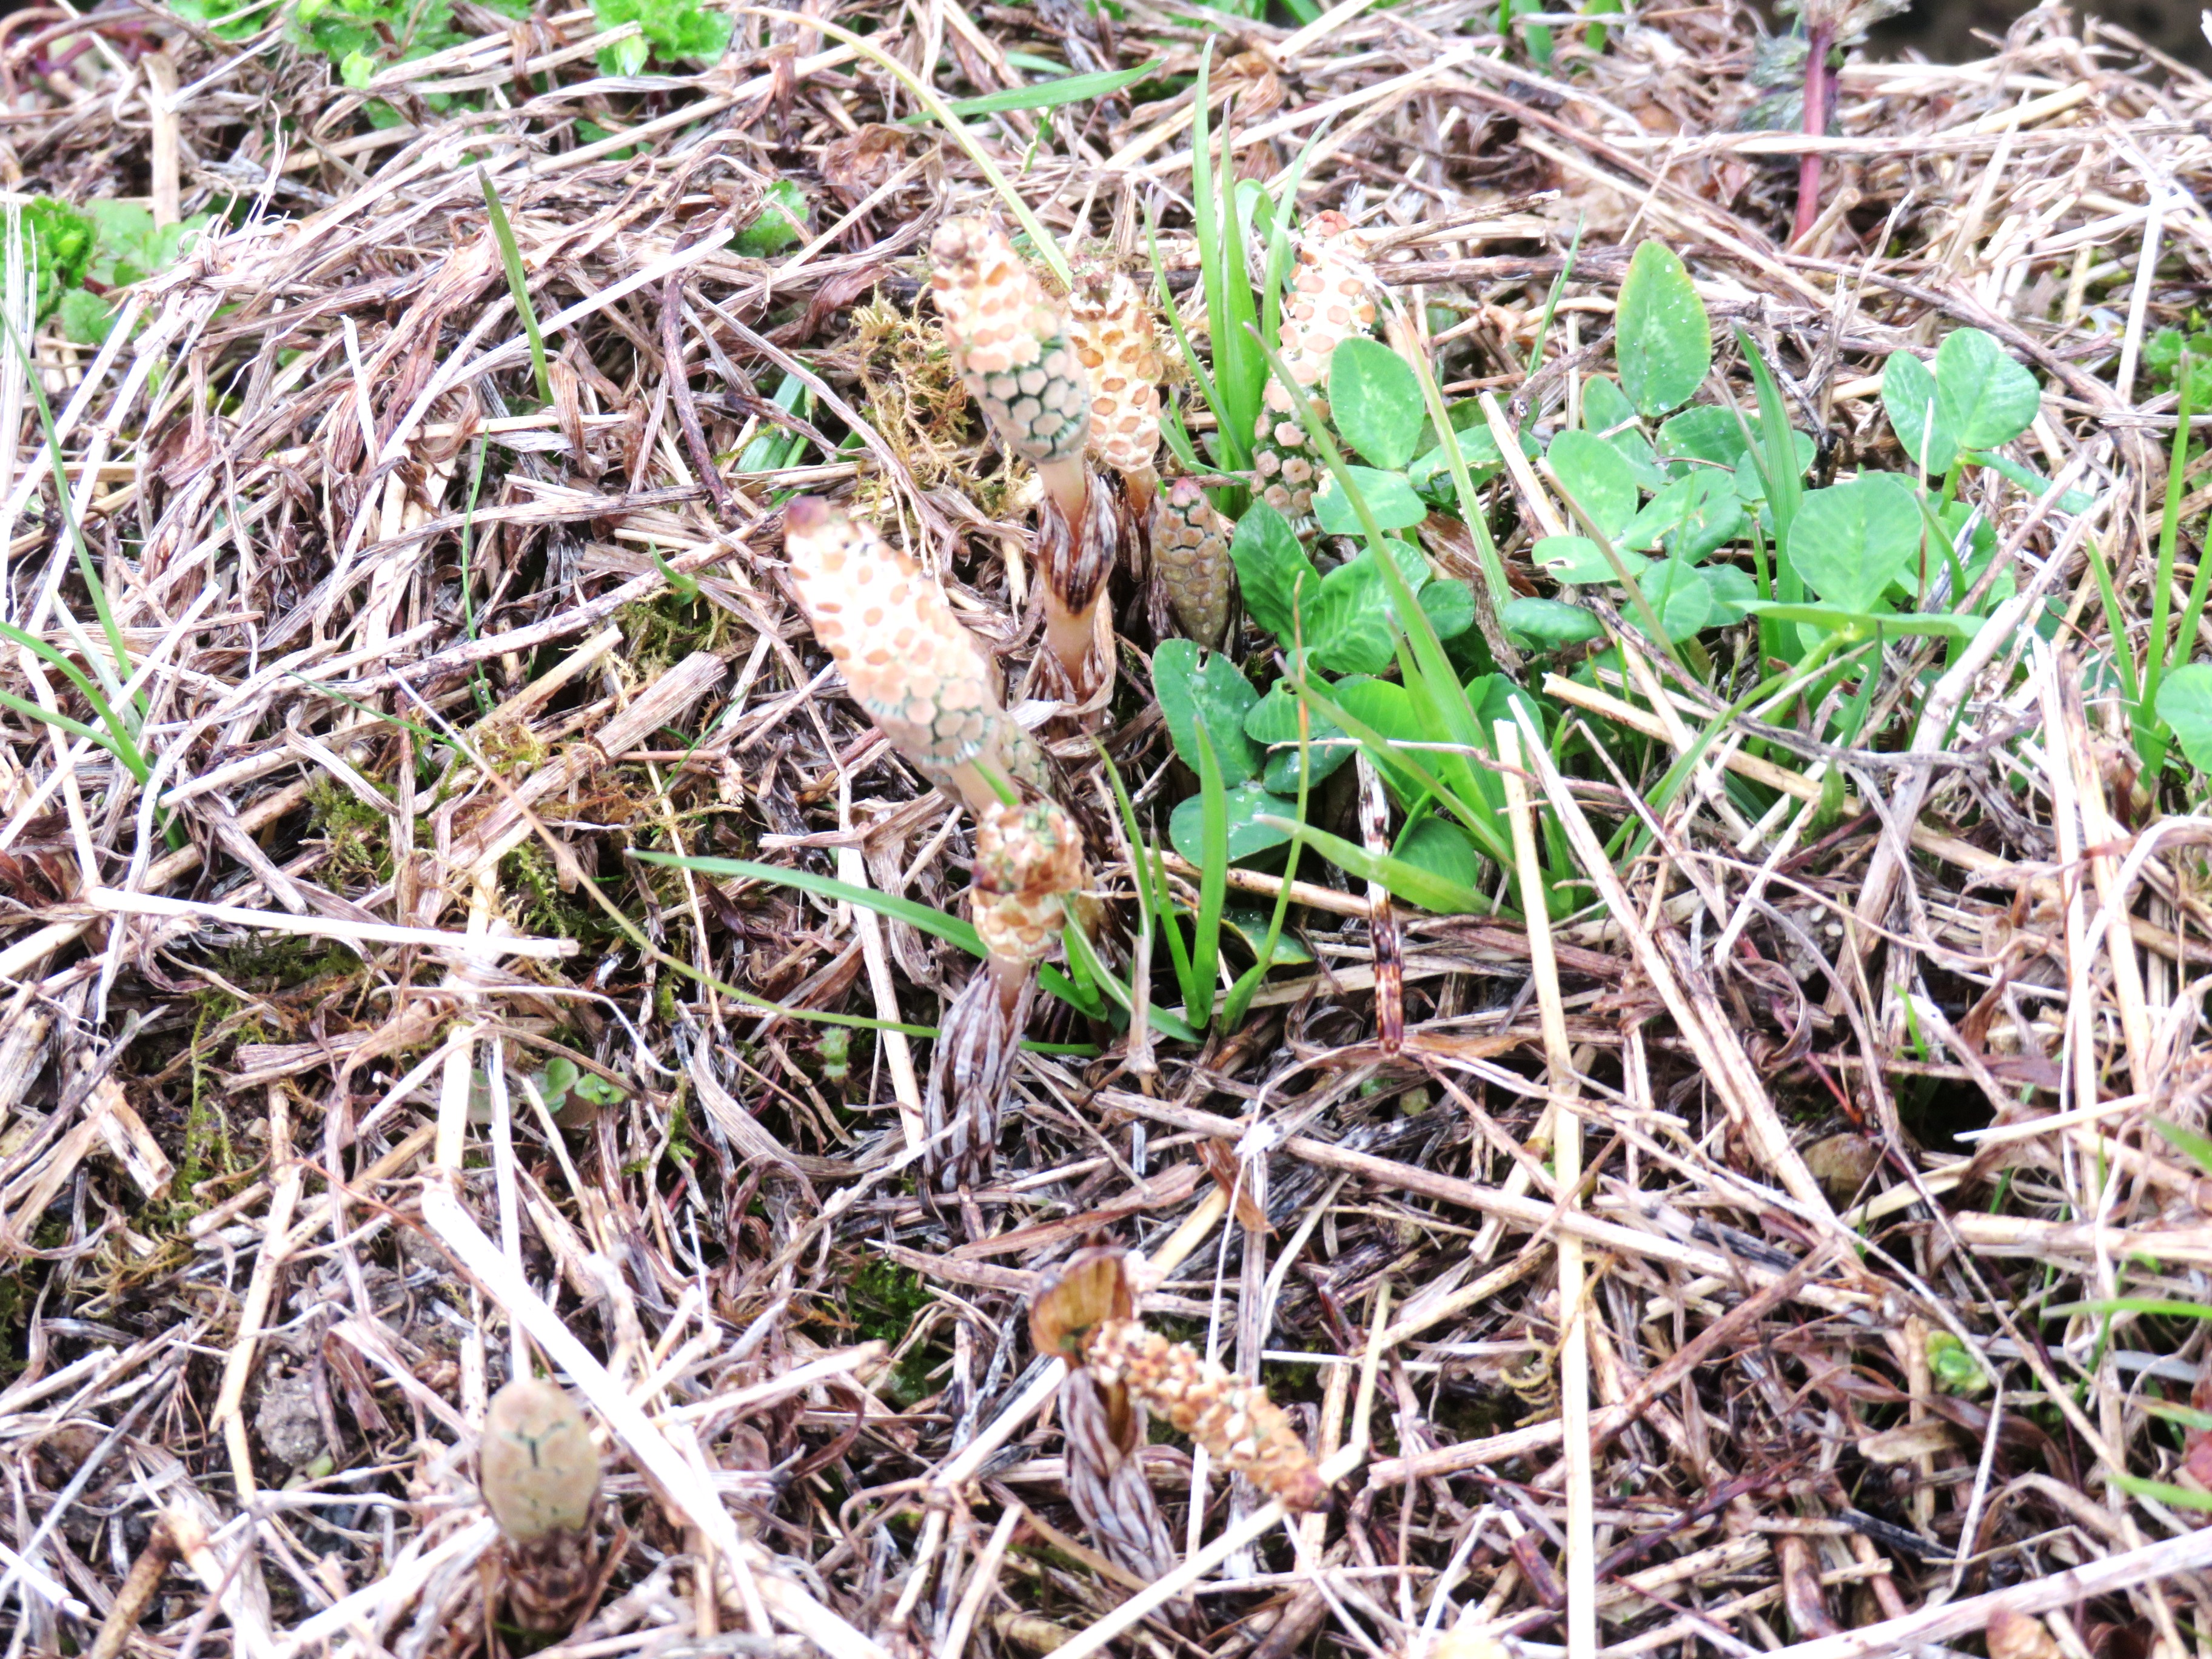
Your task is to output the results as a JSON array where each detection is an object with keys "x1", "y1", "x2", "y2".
[
  {"x1": 481, "y1": 1379, "x2": 605, "y2": 1633},
  {"x1": 973, "y1": 797, "x2": 1086, "y2": 966},
  {"x1": 931, "y1": 219, "x2": 1091, "y2": 516},
  {"x1": 925, "y1": 799, "x2": 1087, "y2": 1194},
  {"x1": 785, "y1": 497, "x2": 1048, "y2": 813},
  {"x1": 1253, "y1": 212, "x2": 1376, "y2": 521},
  {"x1": 1151, "y1": 477, "x2": 1233, "y2": 648},
  {"x1": 1066, "y1": 270, "x2": 1164, "y2": 495},
  {"x1": 1031, "y1": 1250, "x2": 1329, "y2": 1515}
]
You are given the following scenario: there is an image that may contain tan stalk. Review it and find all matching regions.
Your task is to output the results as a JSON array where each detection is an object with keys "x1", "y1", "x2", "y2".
[
  {"x1": 479, "y1": 1379, "x2": 605, "y2": 1634},
  {"x1": 1151, "y1": 475, "x2": 1234, "y2": 648},
  {"x1": 1031, "y1": 1251, "x2": 1330, "y2": 1515},
  {"x1": 1252, "y1": 212, "x2": 1376, "y2": 522},
  {"x1": 931, "y1": 218, "x2": 1117, "y2": 703},
  {"x1": 783, "y1": 496, "x2": 1048, "y2": 814},
  {"x1": 924, "y1": 799, "x2": 1085, "y2": 1191}
]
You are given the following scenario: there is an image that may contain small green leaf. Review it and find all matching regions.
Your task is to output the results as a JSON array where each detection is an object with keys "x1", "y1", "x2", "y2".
[
  {"x1": 1395, "y1": 816, "x2": 1480, "y2": 890},
  {"x1": 1221, "y1": 905, "x2": 1315, "y2": 964},
  {"x1": 1641, "y1": 557, "x2": 1714, "y2": 640},
  {"x1": 1615, "y1": 241, "x2": 1711, "y2": 418},
  {"x1": 1938, "y1": 326, "x2": 2042, "y2": 453},
  {"x1": 591, "y1": 0, "x2": 732, "y2": 63},
  {"x1": 1245, "y1": 683, "x2": 1355, "y2": 792},
  {"x1": 1329, "y1": 337, "x2": 1426, "y2": 471},
  {"x1": 732, "y1": 179, "x2": 808, "y2": 256},
  {"x1": 57, "y1": 289, "x2": 116, "y2": 346},
  {"x1": 1580, "y1": 374, "x2": 1639, "y2": 437},
  {"x1": 1171, "y1": 782, "x2": 1298, "y2": 862},
  {"x1": 1545, "y1": 429, "x2": 1640, "y2": 539},
  {"x1": 1786, "y1": 474, "x2": 1923, "y2": 615},
  {"x1": 2159, "y1": 665, "x2": 2212, "y2": 771},
  {"x1": 1230, "y1": 502, "x2": 1322, "y2": 643},
  {"x1": 1265, "y1": 816, "x2": 1489, "y2": 913},
  {"x1": 1313, "y1": 466, "x2": 1428, "y2": 534},
  {"x1": 572, "y1": 1071, "x2": 625, "y2": 1105},
  {"x1": 1419, "y1": 579, "x2": 1475, "y2": 640},
  {"x1": 1535, "y1": 533, "x2": 1647, "y2": 586},
  {"x1": 1308, "y1": 540, "x2": 1431, "y2": 674},
  {"x1": 1581, "y1": 374, "x2": 1663, "y2": 482},
  {"x1": 1882, "y1": 349, "x2": 1946, "y2": 474},
  {"x1": 1503, "y1": 597, "x2": 1603, "y2": 647},
  {"x1": 1666, "y1": 470, "x2": 1744, "y2": 562},
  {"x1": 1153, "y1": 639, "x2": 1262, "y2": 783},
  {"x1": 1701, "y1": 562, "x2": 1759, "y2": 626},
  {"x1": 1656, "y1": 404, "x2": 1749, "y2": 469},
  {"x1": 1882, "y1": 327, "x2": 2041, "y2": 475},
  {"x1": 542, "y1": 1056, "x2": 580, "y2": 1105}
]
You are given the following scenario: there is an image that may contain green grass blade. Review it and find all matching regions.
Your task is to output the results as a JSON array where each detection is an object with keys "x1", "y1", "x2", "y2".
[
  {"x1": 0, "y1": 303, "x2": 135, "y2": 714},
  {"x1": 478, "y1": 168, "x2": 551, "y2": 408},
  {"x1": 0, "y1": 683, "x2": 118, "y2": 754},
  {"x1": 2147, "y1": 351, "x2": 2196, "y2": 711},
  {"x1": 1220, "y1": 684, "x2": 1315, "y2": 1031},
  {"x1": 1398, "y1": 309, "x2": 1513, "y2": 622},
  {"x1": 0, "y1": 618, "x2": 150, "y2": 782},
  {"x1": 1188, "y1": 714, "x2": 1230, "y2": 1028},
  {"x1": 900, "y1": 59, "x2": 1161, "y2": 121},
  {"x1": 1146, "y1": 206, "x2": 1236, "y2": 470},
  {"x1": 2154, "y1": 1116, "x2": 2212, "y2": 1178},
  {"x1": 2047, "y1": 1299, "x2": 2212, "y2": 1319},
  {"x1": 2111, "y1": 1473, "x2": 2212, "y2": 1512},
  {"x1": 1101, "y1": 740, "x2": 1192, "y2": 1047},
  {"x1": 1262, "y1": 816, "x2": 1489, "y2": 913},
  {"x1": 637, "y1": 851, "x2": 985, "y2": 952}
]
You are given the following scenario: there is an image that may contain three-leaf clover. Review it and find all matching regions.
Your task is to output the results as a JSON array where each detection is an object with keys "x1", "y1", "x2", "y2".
[{"x1": 1880, "y1": 326, "x2": 2041, "y2": 477}]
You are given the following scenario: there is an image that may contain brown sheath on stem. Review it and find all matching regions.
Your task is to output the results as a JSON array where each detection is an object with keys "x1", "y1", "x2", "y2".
[
  {"x1": 1033, "y1": 467, "x2": 1121, "y2": 706},
  {"x1": 925, "y1": 799, "x2": 1086, "y2": 1191}
]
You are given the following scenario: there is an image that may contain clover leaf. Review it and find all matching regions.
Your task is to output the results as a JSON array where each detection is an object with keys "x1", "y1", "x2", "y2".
[
  {"x1": 1329, "y1": 337, "x2": 1425, "y2": 471},
  {"x1": 1616, "y1": 241, "x2": 1711, "y2": 418}
]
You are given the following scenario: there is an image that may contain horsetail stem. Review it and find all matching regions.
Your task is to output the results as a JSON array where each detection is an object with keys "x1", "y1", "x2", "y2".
[
  {"x1": 931, "y1": 220, "x2": 1118, "y2": 705},
  {"x1": 1031, "y1": 1250, "x2": 1330, "y2": 1515},
  {"x1": 925, "y1": 798, "x2": 1087, "y2": 1191}
]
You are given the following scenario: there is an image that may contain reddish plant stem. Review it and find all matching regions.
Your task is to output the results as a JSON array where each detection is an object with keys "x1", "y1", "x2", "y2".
[{"x1": 1792, "y1": 25, "x2": 1832, "y2": 246}]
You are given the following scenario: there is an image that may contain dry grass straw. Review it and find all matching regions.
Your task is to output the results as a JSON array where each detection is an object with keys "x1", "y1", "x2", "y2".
[{"x1": 0, "y1": 0, "x2": 2208, "y2": 1656}]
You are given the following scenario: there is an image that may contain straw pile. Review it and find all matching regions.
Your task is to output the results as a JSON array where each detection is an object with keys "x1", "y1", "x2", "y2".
[{"x1": 0, "y1": 1, "x2": 2209, "y2": 1656}]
